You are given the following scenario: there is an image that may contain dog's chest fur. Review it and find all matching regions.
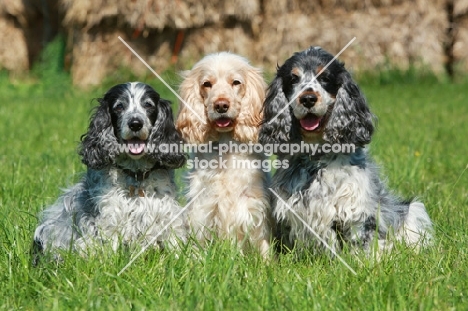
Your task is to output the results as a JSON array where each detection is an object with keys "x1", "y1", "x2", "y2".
[
  {"x1": 272, "y1": 154, "x2": 375, "y2": 249},
  {"x1": 79, "y1": 168, "x2": 183, "y2": 248},
  {"x1": 185, "y1": 151, "x2": 271, "y2": 240}
]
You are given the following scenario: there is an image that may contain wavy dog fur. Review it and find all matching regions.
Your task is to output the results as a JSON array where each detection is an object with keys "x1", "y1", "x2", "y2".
[
  {"x1": 259, "y1": 47, "x2": 433, "y2": 255},
  {"x1": 33, "y1": 82, "x2": 187, "y2": 261},
  {"x1": 176, "y1": 52, "x2": 271, "y2": 256}
]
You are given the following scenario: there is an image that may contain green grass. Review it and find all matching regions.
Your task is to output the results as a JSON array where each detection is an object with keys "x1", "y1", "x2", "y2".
[{"x1": 0, "y1": 64, "x2": 467, "y2": 310}]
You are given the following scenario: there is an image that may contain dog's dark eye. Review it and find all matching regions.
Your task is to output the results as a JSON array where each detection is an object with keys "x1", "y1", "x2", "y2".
[
  {"x1": 203, "y1": 81, "x2": 212, "y2": 88},
  {"x1": 143, "y1": 101, "x2": 154, "y2": 109},
  {"x1": 114, "y1": 103, "x2": 124, "y2": 113},
  {"x1": 319, "y1": 75, "x2": 331, "y2": 84},
  {"x1": 291, "y1": 74, "x2": 300, "y2": 84},
  {"x1": 232, "y1": 79, "x2": 241, "y2": 86}
]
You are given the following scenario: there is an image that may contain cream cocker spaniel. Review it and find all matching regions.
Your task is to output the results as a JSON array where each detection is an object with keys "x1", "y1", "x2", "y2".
[{"x1": 177, "y1": 52, "x2": 271, "y2": 257}]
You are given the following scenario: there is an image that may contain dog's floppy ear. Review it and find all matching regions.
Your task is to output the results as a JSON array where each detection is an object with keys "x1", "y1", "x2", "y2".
[
  {"x1": 233, "y1": 67, "x2": 266, "y2": 143},
  {"x1": 259, "y1": 75, "x2": 301, "y2": 145},
  {"x1": 148, "y1": 98, "x2": 186, "y2": 168},
  {"x1": 176, "y1": 70, "x2": 212, "y2": 144},
  {"x1": 324, "y1": 71, "x2": 375, "y2": 146},
  {"x1": 79, "y1": 99, "x2": 118, "y2": 169}
]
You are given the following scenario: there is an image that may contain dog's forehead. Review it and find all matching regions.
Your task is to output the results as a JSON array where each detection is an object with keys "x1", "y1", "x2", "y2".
[
  {"x1": 297, "y1": 56, "x2": 327, "y2": 73},
  {"x1": 122, "y1": 83, "x2": 159, "y2": 108},
  {"x1": 200, "y1": 66, "x2": 244, "y2": 82},
  {"x1": 196, "y1": 53, "x2": 249, "y2": 81},
  {"x1": 127, "y1": 82, "x2": 149, "y2": 101},
  {"x1": 281, "y1": 53, "x2": 322, "y2": 77}
]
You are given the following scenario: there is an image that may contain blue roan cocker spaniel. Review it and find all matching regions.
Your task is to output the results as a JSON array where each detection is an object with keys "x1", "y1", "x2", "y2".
[
  {"x1": 34, "y1": 82, "x2": 187, "y2": 261},
  {"x1": 259, "y1": 46, "x2": 433, "y2": 254}
]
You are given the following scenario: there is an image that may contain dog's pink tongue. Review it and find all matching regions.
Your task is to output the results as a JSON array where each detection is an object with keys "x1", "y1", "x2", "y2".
[
  {"x1": 215, "y1": 118, "x2": 232, "y2": 128},
  {"x1": 300, "y1": 115, "x2": 321, "y2": 131},
  {"x1": 127, "y1": 139, "x2": 145, "y2": 155}
]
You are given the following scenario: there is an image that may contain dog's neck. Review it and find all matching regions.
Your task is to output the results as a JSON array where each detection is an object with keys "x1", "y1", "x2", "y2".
[
  {"x1": 115, "y1": 156, "x2": 163, "y2": 182},
  {"x1": 297, "y1": 147, "x2": 367, "y2": 167},
  {"x1": 117, "y1": 162, "x2": 164, "y2": 179},
  {"x1": 216, "y1": 131, "x2": 236, "y2": 143},
  {"x1": 116, "y1": 161, "x2": 164, "y2": 198},
  {"x1": 118, "y1": 167, "x2": 152, "y2": 182}
]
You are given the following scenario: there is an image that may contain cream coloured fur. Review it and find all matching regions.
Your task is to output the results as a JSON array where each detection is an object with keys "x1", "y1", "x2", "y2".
[{"x1": 176, "y1": 52, "x2": 271, "y2": 256}]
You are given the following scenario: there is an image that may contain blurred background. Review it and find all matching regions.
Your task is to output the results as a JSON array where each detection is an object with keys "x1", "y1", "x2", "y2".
[{"x1": 0, "y1": 0, "x2": 466, "y2": 85}]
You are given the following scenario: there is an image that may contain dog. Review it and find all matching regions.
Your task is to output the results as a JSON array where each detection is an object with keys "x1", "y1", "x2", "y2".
[
  {"x1": 176, "y1": 52, "x2": 271, "y2": 257},
  {"x1": 33, "y1": 82, "x2": 187, "y2": 260},
  {"x1": 259, "y1": 46, "x2": 433, "y2": 255}
]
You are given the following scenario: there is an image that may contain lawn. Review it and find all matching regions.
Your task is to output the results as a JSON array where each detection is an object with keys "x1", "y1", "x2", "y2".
[{"x1": 0, "y1": 67, "x2": 467, "y2": 310}]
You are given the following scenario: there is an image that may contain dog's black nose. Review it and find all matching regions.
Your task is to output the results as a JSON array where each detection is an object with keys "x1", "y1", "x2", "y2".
[
  {"x1": 299, "y1": 94, "x2": 318, "y2": 108},
  {"x1": 214, "y1": 99, "x2": 230, "y2": 114},
  {"x1": 128, "y1": 118, "x2": 143, "y2": 131}
]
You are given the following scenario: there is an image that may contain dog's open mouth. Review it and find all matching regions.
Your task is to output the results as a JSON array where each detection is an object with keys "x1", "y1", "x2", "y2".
[
  {"x1": 300, "y1": 114, "x2": 322, "y2": 132},
  {"x1": 214, "y1": 117, "x2": 233, "y2": 128},
  {"x1": 124, "y1": 138, "x2": 146, "y2": 155}
]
